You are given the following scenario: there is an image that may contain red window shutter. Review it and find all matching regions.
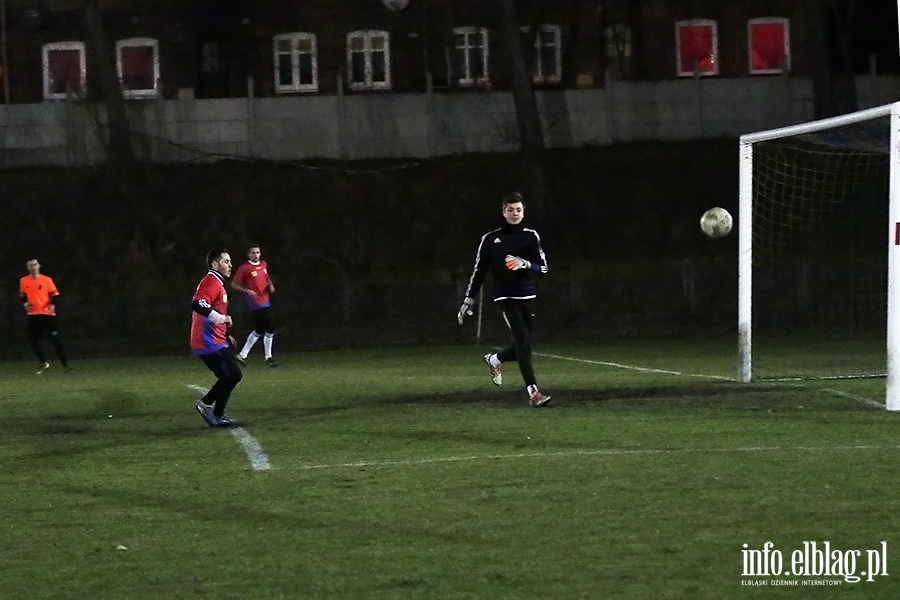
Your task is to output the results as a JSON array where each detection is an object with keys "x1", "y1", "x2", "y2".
[
  {"x1": 48, "y1": 49, "x2": 81, "y2": 95},
  {"x1": 121, "y1": 45, "x2": 154, "y2": 90},
  {"x1": 750, "y1": 21, "x2": 787, "y2": 72},
  {"x1": 677, "y1": 22, "x2": 716, "y2": 75}
]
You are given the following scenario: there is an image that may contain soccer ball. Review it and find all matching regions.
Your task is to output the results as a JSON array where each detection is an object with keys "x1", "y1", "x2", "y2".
[{"x1": 700, "y1": 207, "x2": 733, "y2": 238}]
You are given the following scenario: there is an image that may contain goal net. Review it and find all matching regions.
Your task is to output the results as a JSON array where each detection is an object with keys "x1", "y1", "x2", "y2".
[{"x1": 738, "y1": 102, "x2": 900, "y2": 407}]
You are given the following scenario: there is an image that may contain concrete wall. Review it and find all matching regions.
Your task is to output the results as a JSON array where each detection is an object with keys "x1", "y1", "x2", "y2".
[{"x1": 1, "y1": 75, "x2": 899, "y2": 167}]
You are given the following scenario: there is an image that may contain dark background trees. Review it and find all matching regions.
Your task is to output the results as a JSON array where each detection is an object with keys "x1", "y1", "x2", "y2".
[{"x1": 0, "y1": 139, "x2": 739, "y2": 357}]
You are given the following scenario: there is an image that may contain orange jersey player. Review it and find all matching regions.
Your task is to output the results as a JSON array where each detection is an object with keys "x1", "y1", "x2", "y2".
[{"x1": 19, "y1": 258, "x2": 69, "y2": 373}]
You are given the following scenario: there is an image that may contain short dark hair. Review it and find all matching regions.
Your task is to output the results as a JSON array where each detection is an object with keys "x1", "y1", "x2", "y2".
[
  {"x1": 502, "y1": 191, "x2": 524, "y2": 207},
  {"x1": 248, "y1": 243, "x2": 260, "y2": 251},
  {"x1": 206, "y1": 247, "x2": 229, "y2": 267}
]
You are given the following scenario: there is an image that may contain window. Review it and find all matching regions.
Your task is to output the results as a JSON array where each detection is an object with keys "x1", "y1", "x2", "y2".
[
  {"x1": 532, "y1": 24, "x2": 561, "y2": 83},
  {"x1": 748, "y1": 17, "x2": 790, "y2": 74},
  {"x1": 675, "y1": 19, "x2": 718, "y2": 77},
  {"x1": 201, "y1": 42, "x2": 220, "y2": 74},
  {"x1": 42, "y1": 41, "x2": 86, "y2": 100},
  {"x1": 200, "y1": 42, "x2": 222, "y2": 73},
  {"x1": 346, "y1": 30, "x2": 390, "y2": 90},
  {"x1": 116, "y1": 37, "x2": 160, "y2": 98},
  {"x1": 453, "y1": 26, "x2": 488, "y2": 86},
  {"x1": 604, "y1": 23, "x2": 632, "y2": 79},
  {"x1": 274, "y1": 32, "x2": 318, "y2": 93}
]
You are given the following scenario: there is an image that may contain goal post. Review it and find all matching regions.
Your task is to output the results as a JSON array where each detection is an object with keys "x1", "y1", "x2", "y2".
[
  {"x1": 889, "y1": 103, "x2": 900, "y2": 410},
  {"x1": 737, "y1": 101, "x2": 900, "y2": 409}
]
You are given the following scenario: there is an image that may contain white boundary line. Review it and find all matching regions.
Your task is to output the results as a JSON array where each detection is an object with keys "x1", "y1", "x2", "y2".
[
  {"x1": 187, "y1": 384, "x2": 271, "y2": 471},
  {"x1": 281, "y1": 444, "x2": 898, "y2": 472},
  {"x1": 818, "y1": 387, "x2": 884, "y2": 409},
  {"x1": 181, "y1": 352, "x2": 882, "y2": 473},
  {"x1": 535, "y1": 352, "x2": 884, "y2": 407},
  {"x1": 535, "y1": 352, "x2": 734, "y2": 381}
]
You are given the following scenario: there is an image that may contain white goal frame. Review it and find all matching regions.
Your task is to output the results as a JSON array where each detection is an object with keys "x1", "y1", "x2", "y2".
[{"x1": 737, "y1": 101, "x2": 900, "y2": 410}]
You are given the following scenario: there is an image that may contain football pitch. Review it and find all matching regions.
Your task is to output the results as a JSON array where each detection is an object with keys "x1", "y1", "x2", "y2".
[{"x1": 2, "y1": 340, "x2": 899, "y2": 599}]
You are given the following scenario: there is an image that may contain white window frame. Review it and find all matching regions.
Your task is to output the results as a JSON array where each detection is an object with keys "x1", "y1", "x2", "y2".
[
  {"x1": 116, "y1": 37, "x2": 160, "y2": 99},
  {"x1": 530, "y1": 24, "x2": 562, "y2": 84},
  {"x1": 346, "y1": 30, "x2": 391, "y2": 91},
  {"x1": 747, "y1": 17, "x2": 791, "y2": 75},
  {"x1": 453, "y1": 26, "x2": 489, "y2": 86},
  {"x1": 274, "y1": 32, "x2": 319, "y2": 93},
  {"x1": 42, "y1": 41, "x2": 86, "y2": 101},
  {"x1": 675, "y1": 19, "x2": 719, "y2": 77}
]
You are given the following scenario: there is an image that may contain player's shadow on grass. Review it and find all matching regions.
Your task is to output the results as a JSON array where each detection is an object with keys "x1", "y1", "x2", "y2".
[
  {"x1": 4, "y1": 389, "x2": 228, "y2": 469},
  {"x1": 8, "y1": 421, "x2": 207, "y2": 468},
  {"x1": 92, "y1": 389, "x2": 139, "y2": 416},
  {"x1": 44, "y1": 480, "x2": 494, "y2": 548},
  {"x1": 385, "y1": 382, "x2": 808, "y2": 409}
]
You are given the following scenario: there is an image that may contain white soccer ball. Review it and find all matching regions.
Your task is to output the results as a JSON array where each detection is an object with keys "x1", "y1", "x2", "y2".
[{"x1": 700, "y1": 207, "x2": 733, "y2": 238}]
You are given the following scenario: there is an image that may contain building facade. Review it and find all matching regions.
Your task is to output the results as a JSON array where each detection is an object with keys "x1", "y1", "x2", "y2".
[{"x1": 0, "y1": 0, "x2": 824, "y2": 104}]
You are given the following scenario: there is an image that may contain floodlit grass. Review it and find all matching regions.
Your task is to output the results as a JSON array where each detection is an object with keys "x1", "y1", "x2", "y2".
[{"x1": 1, "y1": 342, "x2": 899, "y2": 599}]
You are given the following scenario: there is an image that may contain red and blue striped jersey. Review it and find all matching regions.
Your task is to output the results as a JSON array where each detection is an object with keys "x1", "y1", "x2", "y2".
[{"x1": 190, "y1": 270, "x2": 229, "y2": 355}]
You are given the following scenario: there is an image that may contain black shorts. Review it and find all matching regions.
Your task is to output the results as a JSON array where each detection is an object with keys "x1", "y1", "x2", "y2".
[
  {"x1": 199, "y1": 347, "x2": 243, "y2": 382},
  {"x1": 250, "y1": 306, "x2": 275, "y2": 334},
  {"x1": 28, "y1": 314, "x2": 60, "y2": 339}
]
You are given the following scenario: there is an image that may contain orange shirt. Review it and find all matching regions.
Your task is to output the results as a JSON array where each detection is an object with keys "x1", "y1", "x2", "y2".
[{"x1": 20, "y1": 274, "x2": 59, "y2": 315}]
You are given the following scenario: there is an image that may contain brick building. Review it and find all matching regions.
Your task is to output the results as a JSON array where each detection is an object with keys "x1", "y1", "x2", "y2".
[{"x1": 0, "y1": 0, "x2": 861, "y2": 103}]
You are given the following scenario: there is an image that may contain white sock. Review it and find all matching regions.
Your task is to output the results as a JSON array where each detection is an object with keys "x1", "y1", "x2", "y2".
[
  {"x1": 527, "y1": 384, "x2": 539, "y2": 396},
  {"x1": 489, "y1": 354, "x2": 502, "y2": 368},
  {"x1": 263, "y1": 333, "x2": 274, "y2": 359},
  {"x1": 240, "y1": 331, "x2": 260, "y2": 357}
]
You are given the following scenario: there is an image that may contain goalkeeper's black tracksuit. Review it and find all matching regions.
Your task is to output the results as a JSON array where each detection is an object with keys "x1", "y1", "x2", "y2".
[{"x1": 463, "y1": 222, "x2": 548, "y2": 388}]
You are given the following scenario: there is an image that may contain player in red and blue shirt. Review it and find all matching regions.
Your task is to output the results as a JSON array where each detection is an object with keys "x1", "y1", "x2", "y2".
[
  {"x1": 191, "y1": 247, "x2": 242, "y2": 427},
  {"x1": 231, "y1": 244, "x2": 279, "y2": 367}
]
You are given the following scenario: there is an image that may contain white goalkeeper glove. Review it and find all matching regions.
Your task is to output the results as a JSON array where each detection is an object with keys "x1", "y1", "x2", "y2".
[
  {"x1": 505, "y1": 255, "x2": 531, "y2": 271},
  {"x1": 457, "y1": 297, "x2": 475, "y2": 325}
]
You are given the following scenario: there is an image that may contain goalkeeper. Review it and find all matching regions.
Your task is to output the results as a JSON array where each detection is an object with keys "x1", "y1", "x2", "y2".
[{"x1": 457, "y1": 191, "x2": 552, "y2": 407}]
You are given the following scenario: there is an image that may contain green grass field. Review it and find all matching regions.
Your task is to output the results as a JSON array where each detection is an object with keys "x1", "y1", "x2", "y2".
[{"x1": 2, "y1": 340, "x2": 899, "y2": 599}]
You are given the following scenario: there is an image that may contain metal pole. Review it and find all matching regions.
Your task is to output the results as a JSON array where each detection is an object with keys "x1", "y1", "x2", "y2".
[
  {"x1": 886, "y1": 102, "x2": 900, "y2": 410},
  {"x1": 246, "y1": 74, "x2": 254, "y2": 157},
  {"x1": 737, "y1": 140, "x2": 753, "y2": 382},
  {"x1": 421, "y1": 0, "x2": 430, "y2": 88},
  {"x1": 1, "y1": 0, "x2": 10, "y2": 104}
]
